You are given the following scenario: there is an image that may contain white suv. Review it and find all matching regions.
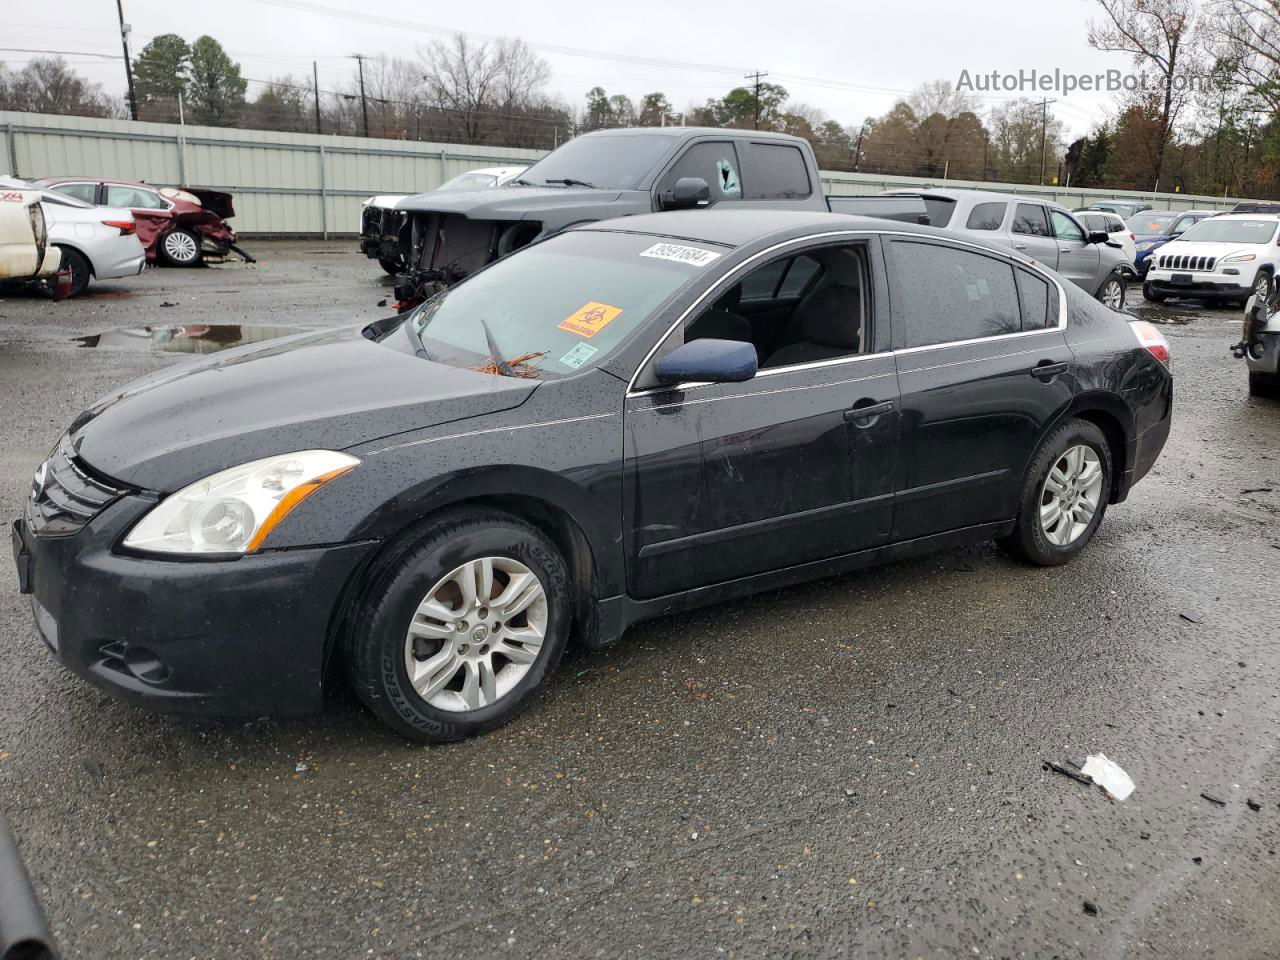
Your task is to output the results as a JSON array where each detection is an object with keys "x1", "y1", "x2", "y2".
[{"x1": 1144, "y1": 213, "x2": 1280, "y2": 305}]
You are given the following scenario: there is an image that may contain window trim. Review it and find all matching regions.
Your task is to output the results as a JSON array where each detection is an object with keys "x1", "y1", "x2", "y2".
[
  {"x1": 625, "y1": 230, "x2": 1066, "y2": 397},
  {"x1": 652, "y1": 138, "x2": 743, "y2": 205}
]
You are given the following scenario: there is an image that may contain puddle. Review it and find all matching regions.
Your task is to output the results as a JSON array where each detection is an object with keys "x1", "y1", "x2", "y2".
[{"x1": 73, "y1": 323, "x2": 300, "y2": 353}]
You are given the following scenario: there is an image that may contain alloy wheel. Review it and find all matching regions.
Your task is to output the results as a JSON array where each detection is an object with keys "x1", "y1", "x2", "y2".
[
  {"x1": 1100, "y1": 279, "x2": 1123, "y2": 309},
  {"x1": 403, "y1": 556, "x2": 547, "y2": 712},
  {"x1": 1039, "y1": 444, "x2": 1104, "y2": 546},
  {"x1": 164, "y1": 231, "x2": 198, "y2": 263},
  {"x1": 1254, "y1": 272, "x2": 1270, "y2": 300}
]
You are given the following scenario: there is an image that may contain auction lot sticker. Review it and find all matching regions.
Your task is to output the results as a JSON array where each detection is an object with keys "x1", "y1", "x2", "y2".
[
  {"x1": 639, "y1": 242, "x2": 721, "y2": 267},
  {"x1": 559, "y1": 342, "x2": 599, "y2": 369},
  {"x1": 559, "y1": 301, "x2": 623, "y2": 338}
]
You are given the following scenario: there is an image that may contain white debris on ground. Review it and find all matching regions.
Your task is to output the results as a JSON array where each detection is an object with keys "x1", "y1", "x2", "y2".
[{"x1": 1081, "y1": 754, "x2": 1135, "y2": 801}]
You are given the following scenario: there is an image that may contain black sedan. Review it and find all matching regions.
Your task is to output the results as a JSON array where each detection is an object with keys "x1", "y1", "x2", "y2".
[{"x1": 11, "y1": 210, "x2": 1173, "y2": 742}]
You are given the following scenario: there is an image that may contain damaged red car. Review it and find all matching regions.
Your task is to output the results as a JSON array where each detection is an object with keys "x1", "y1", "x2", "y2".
[{"x1": 34, "y1": 178, "x2": 250, "y2": 267}]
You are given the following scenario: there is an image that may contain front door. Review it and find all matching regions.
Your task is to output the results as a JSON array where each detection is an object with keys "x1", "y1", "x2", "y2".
[
  {"x1": 885, "y1": 237, "x2": 1076, "y2": 539},
  {"x1": 623, "y1": 238, "x2": 900, "y2": 598},
  {"x1": 1050, "y1": 209, "x2": 1102, "y2": 290}
]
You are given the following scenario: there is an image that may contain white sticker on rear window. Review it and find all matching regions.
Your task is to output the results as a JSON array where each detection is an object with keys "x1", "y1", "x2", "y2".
[{"x1": 639, "y1": 243, "x2": 721, "y2": 267}]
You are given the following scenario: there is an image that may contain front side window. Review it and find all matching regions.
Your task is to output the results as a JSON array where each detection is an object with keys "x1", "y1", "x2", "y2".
[
  {"x1": 890, "y1": 240, "x2": 1021, "y2": 347},
  {"x1": 741, "y1": 143, "x2": 811, "y2": 200},
  {"x1": 1050, "y1": 210, "x2": 1085, "y2": 242},
  {"x1": 659, "y1": 142, "x2": 742, "y2": 201},
  {"x1": 966, "y1": 202, "x2": 1007, "y2": 231},
  {"x1": 1012, "y1": 204, "x2": 1051, "y2": 237},
  {"x1": 411, "y1": 231, "x2": 711, "y2": 378},
  {"x1": 49, "y1": 182, "x2": 96, "y2": 204}
]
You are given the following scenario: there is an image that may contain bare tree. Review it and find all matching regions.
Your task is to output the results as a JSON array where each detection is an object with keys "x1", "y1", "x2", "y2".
[
  {"x1": 1088, "y1": 0, "x2": 1201, "y2": 189},
  {"x1": 906, "y1": 80, "x2": 980, "y2": 120},
  {"x1": 1207, "y1": 0, "x2": 1280, "y2": 112},
  {"x1": 419, "y1": 33, "x2": 551, "y2": 143},
  {"x1": 0, "y1": 57, "x2": 117, "y2": 117}
]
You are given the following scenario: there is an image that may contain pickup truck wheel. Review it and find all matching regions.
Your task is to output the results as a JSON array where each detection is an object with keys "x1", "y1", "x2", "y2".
[
  {"x1": 56, "y1": 246, "x2": 91, "y2": 297},
  {"x1": 1248, "y1": 370, "x2": 1280, "y2": 398},
  {"x1": 378, "y1": 256, "x2": 400, "y2": 275},
  {"x1": 1098, "y1": 276, "x2": 1125, "y2": 309},
  {"x1": 345, "y1": 509, "x2": 571, "y2": 743},
  {"x1": 998, "y1": 419, "x2": 1112, "y2": 566},
  {"x1": 160, "y1": 228, "x2": 202, "y2": 267},
  {"x1": 1142, "y1": 282, "x2": 1166, "y2": 303}
]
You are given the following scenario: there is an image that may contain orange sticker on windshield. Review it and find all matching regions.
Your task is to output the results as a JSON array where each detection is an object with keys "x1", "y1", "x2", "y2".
[{"x1": 559, "y1": 301, "x2": 622, "y2": 339}]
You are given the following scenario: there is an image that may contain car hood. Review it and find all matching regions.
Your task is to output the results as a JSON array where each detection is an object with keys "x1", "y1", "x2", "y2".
[
  {"x1": 69, "y1": 325, "x2": 537, "y2": 491},
  {"x1": 394, "y1": 185, "x2": 624, "y2": 219},
  {"x1": 364, "y1": 195, "x2": 409, "y2": 210},
  {"x1": 1152, "y1": 240, "x2": 1257, "y2": 261}
]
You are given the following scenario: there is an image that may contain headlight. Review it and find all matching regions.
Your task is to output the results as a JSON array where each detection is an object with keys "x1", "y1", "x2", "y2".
[
  {"x1": 1223, "y1": 252, "x2": 1257, "y2": 263},
  {"x1": 123, "y1": 450, "x2": 359, "y2": 556}
]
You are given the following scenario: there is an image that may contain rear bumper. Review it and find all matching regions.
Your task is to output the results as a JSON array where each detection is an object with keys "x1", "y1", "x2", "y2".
[
  {"x1": 94, "y1": 246, "x2": 146, "y2": 281},
  {"x1": 13, "y1": 497, "x2": 376, "y2": 717}
]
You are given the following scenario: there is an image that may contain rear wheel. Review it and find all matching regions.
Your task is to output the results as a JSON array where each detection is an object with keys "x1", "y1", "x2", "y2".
[
  {"x1": 1097, "y1": 276, "x2": 1125, "y2": 309},
  {"x1": 1248, "y1": 370, "x2": 1280, "y2": 398},
  {"x1": 999, "y1": 419, "x2": 1112, "y2": 566},
  {"x1": 160, "y1": 228, "x2": 202, "y2": 267},
  {"x1": 56, "y1": 246, "x2": 91, "y2": 297},
  {"x1": 1142, "y1": 282, "x2": 1166, "y2": 303},
  {"x1": 345, "y1": 509, "x2": 571, "y2": 742}
]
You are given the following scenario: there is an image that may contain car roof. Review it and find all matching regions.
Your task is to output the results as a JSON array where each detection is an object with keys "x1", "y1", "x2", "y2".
[
  {"x1": 1197, "y1": 212, "x2": 1280, "y2": 221},
  {"x1": 36, "y1": 176, "x2": 161, "y2": 189},
  {"x1": 884, "y1": 187, "x2": 1072, "y2": 211},
  {"x1": 575, "y1": 126, "x2": 811, "y2": 147},
  {"x1": 580, "y1": 208, "x2": 961, "y2": 248}
]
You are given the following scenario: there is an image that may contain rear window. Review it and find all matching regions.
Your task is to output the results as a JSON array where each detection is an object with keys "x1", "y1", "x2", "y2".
[
  {"x1": 742, "y1": 143, "x2": 811, "y2": 200},
  {"x1": 965, "y1": 202, "x2": 1007, "y2": 231},
  {"x1": 1128, "y1": 213, "x2": 1177, "y2": 234}
]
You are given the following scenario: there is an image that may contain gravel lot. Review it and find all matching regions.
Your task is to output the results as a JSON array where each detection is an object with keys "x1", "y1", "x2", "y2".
[{"x1": 2, "y1": 241, "x2": 1279, "y2": 959}]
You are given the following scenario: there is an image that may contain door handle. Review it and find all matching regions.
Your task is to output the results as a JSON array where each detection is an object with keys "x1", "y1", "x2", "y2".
[
  {"x1": 1059, "y1": 246, "x2": 1073, "y2": 252},
  {"x1": 844, "y1": 399, "x2": 895, "y2": 423},
  {"x1": 1030, "y1": 360, "x2": 1069, "y2": 381},
  {"x1": 1013, "y1": 242, "x2": 1028, "y2": 250}
]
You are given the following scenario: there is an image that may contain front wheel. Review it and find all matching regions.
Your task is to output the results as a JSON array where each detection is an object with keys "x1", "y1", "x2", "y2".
[
  {"x1": 159, "y1": 228, "x2": 202, "y2": 267},
  {"x1": 345, "y1": 509, "x2": 571, "y2": 742},
  {"x1": 998, "y1": 419, "x2": 1112, "y2": 566},
  {"x1": 1142, "y1": 282, "x2": 1166, "y2": 303},
  {"x1": 1098, "y1": 275, "x2": 1126, "y2": 310}
]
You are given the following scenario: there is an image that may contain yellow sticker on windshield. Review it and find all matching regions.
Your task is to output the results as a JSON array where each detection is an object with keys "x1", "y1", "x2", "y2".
[{"x1": 559, "y1": 301, "x2": 623, "y2": 339}]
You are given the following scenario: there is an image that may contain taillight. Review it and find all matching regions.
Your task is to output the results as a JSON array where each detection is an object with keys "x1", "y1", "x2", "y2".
[
  {"x1": 1130, "y1": 234, "x2": 1136, "y2": 243},
  {"x1": 102, "y1": 219, "x2": 136, "y2": 236},
  {"x1": 1130, "y1": 320, "x2": 1171, "y2": 366}
]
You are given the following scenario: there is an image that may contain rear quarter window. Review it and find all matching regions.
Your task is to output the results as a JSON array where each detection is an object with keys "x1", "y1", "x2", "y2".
[
  {"x1": 742, "y1": 143, "x2": 811, "y2": 200},
  {"x1": 965, "y1": 202, "x2": 1007, "y2": 231}
]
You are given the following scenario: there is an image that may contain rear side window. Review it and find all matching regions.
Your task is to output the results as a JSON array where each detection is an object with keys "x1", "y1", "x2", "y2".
[
  {"x1": 50, "y1": 182, "x2": 96, "y2": 204},
  {"x1": 890, "y1": 240, "x2": 1021, "y2": 347},
  {"x1": 1012, "y1": 204, "x2": 1051, "y2": 237},
  {"x1": 738, "y1": 259, "x2": 788, "y2": 301},
  {"x1": 1015, "y1": 269, "x2": 1053, "y2": 329},
  {"x1": 777, "y1": 255, "x2": 820, "y2": 297},
  {"x1": 105, "y1": 185, "x2": 168, "y2": 210},
  {"x1": 965, "y1": 202, "x2": 1007, "y2": 231},
  {"x1": 659, "y1": 142, "x2": 742, "y2": 201},
  {"x1": 742, "y1": 143, "x2": 811, "y2": 200},
  {"x1": 1107, "y1": 215, "x2": 1125, "y2": 232}
]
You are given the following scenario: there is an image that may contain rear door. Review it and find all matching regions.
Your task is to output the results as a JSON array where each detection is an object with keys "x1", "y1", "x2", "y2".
[
  {"x1": 886, "y1": 237, "x2": 1075, "y2": 539},
  {"x1": 1050, "y1": 208, "x2": 1102, "y2": 290},
  {"x1": 1009, "y1": 203, "x2": 1059, "y2": 270}
]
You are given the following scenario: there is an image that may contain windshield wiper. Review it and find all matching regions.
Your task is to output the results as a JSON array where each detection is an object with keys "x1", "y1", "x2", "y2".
[
  {"x1": 509, "y1": 178, "x2": 538, "y2": 186},
  {"x1": 404, "y1": 316, "x2": 431, "y2": 360},
  {"x1": 544, "y1": 177, "x2": 597, "y2": 188},
  {"x1": 480, "y1": 319, "x2": 518, "y2": 377},
  {"x1": 478, "y1": 319, "x2": 545, "y2": 379}
]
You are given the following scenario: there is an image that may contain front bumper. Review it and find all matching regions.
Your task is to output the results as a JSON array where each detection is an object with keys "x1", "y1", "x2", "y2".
[
  {"x1": 1145, "y1": 269, "x2": 1251, "y2": 298},
  {"x1": 12, "y1": 495, "x2": 376, "y2": 717}
]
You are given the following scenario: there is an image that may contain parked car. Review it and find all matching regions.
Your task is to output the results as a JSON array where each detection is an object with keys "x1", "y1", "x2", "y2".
[
  {"x1": 1077, "y1": 200, "x2": 1153, "y2": 219},
  {"x1": 859, "y1": 189, "x2": 1132, "y2": 308},
  {"x1": 359, "y1": 166, "x2": 526, "y2": 275},
  {"x1": 1127, "y1": 209, "x2": 1217, "y2": 276},
  {"x1": 13, "y1": 209, "x2": 1173, "y2": 742},
  {"x1": 0, "y1": 185, "x2": 55, "y2": 285},
  {"x1": 1, "y1": 177, "x2": 145, "y2": 297},
  {"x1": 34, "y1": 178, "x2": 245, "y2": 267},
  {"x1": 1075, "y1": 209, "x2": 1136, "y2": 267},
  {"x1": 1143, "y1": 213, "x2": 1280, "y2": 304},
  {"x1": 1234, "y1": 292, "x2": 1280, "y2": 397}
]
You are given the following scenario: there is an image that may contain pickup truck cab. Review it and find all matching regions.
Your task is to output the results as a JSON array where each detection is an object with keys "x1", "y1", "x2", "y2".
[{"x1": 392, "y1": 127, "x2": 827, "y2": 305}]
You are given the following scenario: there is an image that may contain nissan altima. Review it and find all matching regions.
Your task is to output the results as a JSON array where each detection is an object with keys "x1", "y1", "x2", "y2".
[{"x1": 11, "y1": 210, "x2": 1173, "y2": 742}]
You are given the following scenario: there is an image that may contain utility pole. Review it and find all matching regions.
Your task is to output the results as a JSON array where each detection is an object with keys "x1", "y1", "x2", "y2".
[
  {"x1": 982, "y1": 131, "x2": 989, "y2": 181},
  {"x1": 852, "y1": 125, "x2": 865, "y2": 172},
  {"x1": 115, "y1": 0, "x2": 138, "y2": 121},
  {"x1": 312, "y1": 60, "x2": 322, "y2": 135},
  {"x1": 1036, "y1": 97, "x2": 1057, "y2": 186},
  {"x1": 744, "y1": 70, "x2": 768, "y2": 130},
  {"x1": 351, "y1": 53, "x2": 370, "y2": 137}
]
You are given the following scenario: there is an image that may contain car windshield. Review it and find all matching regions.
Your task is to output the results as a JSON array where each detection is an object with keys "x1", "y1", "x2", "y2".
[
  {"x1": 438, "y1": 172, "x2": 498, "y2": 192},
  {"x1": 1128, "y1": 213, "x2": 1178, "y2": 234},
  {"x1": 517, "y1": 134, "x2": 672, "y2": 190},
  {"x1": 1176, "y1": 218, "x2": 1278, "y2": 244},
  {"x1": 411, "y1": 230, "x2": 717, "y2": 377}
]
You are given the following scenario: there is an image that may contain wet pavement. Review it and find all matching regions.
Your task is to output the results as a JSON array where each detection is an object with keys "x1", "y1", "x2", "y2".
[{"x1": 2, "y1": 244, "x2": 1279, "y2": 959}]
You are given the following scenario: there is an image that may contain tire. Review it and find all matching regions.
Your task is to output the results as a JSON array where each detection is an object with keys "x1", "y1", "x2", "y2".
[
  {"x1": 1097, "y1": 275, "x2": 1125, "y2": 309},
  {"x1": 1142, "y1": 282, "x2": 1166, "y2": 303},
  {"x1": 378, "y1": 256, "x2": 400, "y2": 275},
  {"x1": 159, "y1": 228, "x2": 203, "y2": 267},
  {"x1": 998, "y1": 418, "x2": 1113, "y2": 566},
  {"x1": 1248, "y1": 370, "x2": 1280, "y2": 398},
  {"x1": 1252, "y1": 270, "x2": 1272, "y2": 303},
  {"x1": 56, "y1": 246, "x2": 91, "y2": 297},
  {"x1": 345, "y1": 509, "x2": 571, "y2": 743}
]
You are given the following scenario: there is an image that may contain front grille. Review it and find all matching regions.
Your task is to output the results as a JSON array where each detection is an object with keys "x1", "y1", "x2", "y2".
[
  {"x1": 26, "y1": 436, "x2": 126, "y2": 537},
  {"x1": 1158, "y1": 254, "x2": 1217, "y2": 271}
]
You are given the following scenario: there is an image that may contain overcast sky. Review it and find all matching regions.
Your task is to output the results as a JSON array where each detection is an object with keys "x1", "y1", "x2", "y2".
[{"x1": 6, "y1": 0, "x2": 1138, "y2": 138}]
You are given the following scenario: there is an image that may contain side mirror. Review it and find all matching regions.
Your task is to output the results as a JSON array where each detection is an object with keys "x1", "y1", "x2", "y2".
[
  {"x1": 653, "y1": 338, "x2": 757, "y2": 385},
  {"x1": 661, "y1": 177, "x2": 711, "y2": 211},
  {"x1": 1087, "y1": 230, "x2": 1110, "y2": 244}
]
